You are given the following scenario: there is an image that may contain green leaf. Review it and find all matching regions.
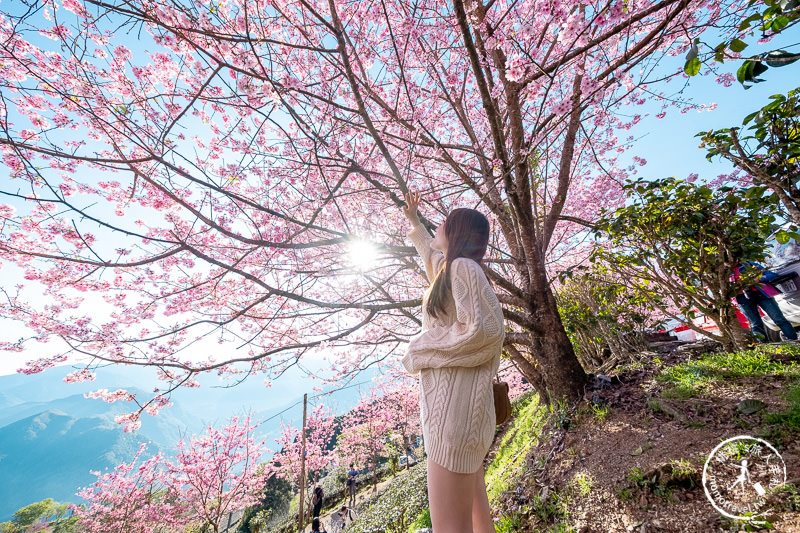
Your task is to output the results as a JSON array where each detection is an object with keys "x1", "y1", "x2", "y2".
[
  {"x1": 737, "y1": 61, "x2": 753, "y2": 83},
  {"x1": 684, "y1": 57, "x2": 702, "y2": 76},
  {"x1": 776, "y1": 230, "x2": 790, "y2": 244},
  {"x1": 738, "y1": 13, "x2": 762, "y2": 31},
  {"x1": 771, "y1": 15, "x2": 791, "y2": 31},
  {"x1": 738, "y1": 60, "x2": 769, "y2": 85},
  {"x1": 753, "y1": 61, "x2": 769, "y2": 77},
  {"x1": 737, "y1": 399, "x2": 767, "y2": 415},
  {"x1": 714, "y1": 42, "x2": 727, "y2": 62},
  {"x1": 743, "y1": 110, "x2": 760, "y2": 125},
  {"x1": 730, "y1": 38, "x2": 748, "y2": 53}
]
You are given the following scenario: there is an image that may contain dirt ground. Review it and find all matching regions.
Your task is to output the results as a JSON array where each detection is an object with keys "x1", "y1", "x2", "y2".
[{"x1": 493, "y1": 344, "x2": 800, "y2": 533}]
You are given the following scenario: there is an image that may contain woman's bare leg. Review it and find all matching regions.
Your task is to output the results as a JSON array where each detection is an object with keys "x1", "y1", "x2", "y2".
[
  {"x1": 427, "y1": 459, "x2": 475, "y2": 533},
  {"x1": 471, "y1": 466, "x2": 495, "y2": 533}
]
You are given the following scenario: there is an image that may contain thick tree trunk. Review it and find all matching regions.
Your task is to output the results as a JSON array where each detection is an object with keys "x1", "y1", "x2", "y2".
[
  {"x1": 506, "y1": 281, "x2": 588, "y2": 405},
  {"x1": 528, "y1": 288, "x2": 589, "y2": 404}
]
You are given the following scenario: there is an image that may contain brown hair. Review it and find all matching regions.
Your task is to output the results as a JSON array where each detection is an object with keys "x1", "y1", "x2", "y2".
[{"x1": 426, "y1": 208, "x2": 490, "y2": 319}]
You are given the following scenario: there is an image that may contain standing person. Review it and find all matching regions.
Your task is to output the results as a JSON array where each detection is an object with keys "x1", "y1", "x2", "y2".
[
  {"x1": 400, "y1": 191, "x2": 505, "y2": 533},
  {"x1": 311, "y1": 483, "x2": 324, "y2": 518},
  {"x1": 346, "y1": 463, "x2": 358, "y2": 507},
  {"x1": 733, "y1": 262, "x2": 798, "y2": 342}
]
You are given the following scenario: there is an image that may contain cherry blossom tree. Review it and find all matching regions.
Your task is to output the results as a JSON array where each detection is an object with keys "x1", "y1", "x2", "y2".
[
  {"x1": 74, "y1": 417, "x2": 266, "y2": 533},
  {"x1": 334, "y1": 386, "x2": 396, "y2": 491},
  {"x1": 0, "y1": 0, "x2": 771, "y2": 411},
  {"x1": 376, "y1": 379, "x2": 421, "y2": 470},
  {"x1": 73, "y1": 444, "x2": 186, "y2": 533},
  {"x1": 166, "y1": 416, "x2": 267, "y2": 533},
  {"x1": 270, "y1": 404, "x2": 336, "y2": 490}
]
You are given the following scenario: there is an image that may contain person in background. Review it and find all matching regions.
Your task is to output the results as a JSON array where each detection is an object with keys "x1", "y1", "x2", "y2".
[
  {"x1": 346, "y1": 463, "x2": 358, "y2": 507},
  {"x1": 329, "y1": 509, "x2": 344, "y2": 533},
  {"x1": 311, "y1": 517, "x2": 327, "y2": 532},
  {"x1": 338, "y1": 505, "x2": 357, "y2": 530},
  {"x1": 733, "y1": 261, "x2": 798, "y2": 342},
  {"x1": 311, "y1": 483, "x2": 324, "y2": 518}
]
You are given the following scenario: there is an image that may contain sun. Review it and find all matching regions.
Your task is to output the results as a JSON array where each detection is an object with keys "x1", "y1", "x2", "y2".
[{"x1": 346, "y1": 239, "x2": 378, "y2": 271}]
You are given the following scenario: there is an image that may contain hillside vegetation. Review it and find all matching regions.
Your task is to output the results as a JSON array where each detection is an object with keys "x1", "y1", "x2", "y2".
[{"x1": 324, "y1": 343, "x2": 800, "y2": 533}]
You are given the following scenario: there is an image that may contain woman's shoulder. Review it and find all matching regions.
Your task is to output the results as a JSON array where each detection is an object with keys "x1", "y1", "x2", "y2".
[{"x1": 450, "y1": 257, "x2": 487, "y2": 279}]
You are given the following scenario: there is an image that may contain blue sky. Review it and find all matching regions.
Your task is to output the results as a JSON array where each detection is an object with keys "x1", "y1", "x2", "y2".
[{"x1": 618, "y1": 30, "x2": 799, "y2": 182}]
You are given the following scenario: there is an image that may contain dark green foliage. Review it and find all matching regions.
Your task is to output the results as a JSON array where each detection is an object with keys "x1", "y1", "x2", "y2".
[{"x1": 594, "y1": 177, "x2": 778, "y2": 350}]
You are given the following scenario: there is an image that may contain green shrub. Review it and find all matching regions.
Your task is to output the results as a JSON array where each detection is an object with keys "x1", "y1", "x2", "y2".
[{"x1": 555, "y1": 272, "x2": 656, "y2": 370}]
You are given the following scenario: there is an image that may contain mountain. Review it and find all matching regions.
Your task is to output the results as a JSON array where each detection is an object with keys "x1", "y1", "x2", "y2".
[{"x1": 0, "y1": 409, "x2": 156, "y2": 520}]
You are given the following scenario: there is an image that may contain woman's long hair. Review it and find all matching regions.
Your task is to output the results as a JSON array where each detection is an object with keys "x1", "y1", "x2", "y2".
[{"x1": 426, "y1": 208, "x2": 490, "y2": 319}]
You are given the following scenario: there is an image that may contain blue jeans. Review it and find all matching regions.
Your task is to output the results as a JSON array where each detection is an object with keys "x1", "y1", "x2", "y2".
[{"x1": 736, "y1": 290, "x2": 798, "y2": 342}]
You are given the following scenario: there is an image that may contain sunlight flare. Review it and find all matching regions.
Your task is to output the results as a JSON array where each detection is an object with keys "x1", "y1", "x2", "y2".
[{"x1": 346, "y1": 239, "x2": 378, "y2": 272}]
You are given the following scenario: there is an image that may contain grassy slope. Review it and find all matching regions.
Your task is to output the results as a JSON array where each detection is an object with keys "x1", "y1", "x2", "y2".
[{"x1": 490, "y1": 343, "x2": 800, "y2": 533}]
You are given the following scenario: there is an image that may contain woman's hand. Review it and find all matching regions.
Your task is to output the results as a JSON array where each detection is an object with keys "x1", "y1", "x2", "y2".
[{"x1": 403, "y1": 191, "x2": 422, "y2": 225}]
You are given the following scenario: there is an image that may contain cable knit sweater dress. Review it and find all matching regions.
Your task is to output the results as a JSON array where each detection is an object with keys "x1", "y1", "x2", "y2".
[{"x1": 401, "y1": 221, "x2": 506, "y2": 474}]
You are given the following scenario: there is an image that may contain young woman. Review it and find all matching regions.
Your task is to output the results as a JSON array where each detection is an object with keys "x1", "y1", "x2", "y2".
[{"x1": 401, "y1": 191, "x2": 505, "y2": 533}]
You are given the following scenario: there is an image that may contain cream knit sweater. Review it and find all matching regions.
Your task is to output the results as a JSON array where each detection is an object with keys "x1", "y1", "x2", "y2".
[{"x1": 401, "y1": 221, "x2": 505, "y2": 474}]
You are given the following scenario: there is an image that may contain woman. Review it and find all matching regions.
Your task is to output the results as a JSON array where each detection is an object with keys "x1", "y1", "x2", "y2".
[
  {"x1": 401, "y1": 191, "x2": 505, "y2": 533},
  {"x1": 311, "y1": 517, "x2": 326, "y2": 532}
]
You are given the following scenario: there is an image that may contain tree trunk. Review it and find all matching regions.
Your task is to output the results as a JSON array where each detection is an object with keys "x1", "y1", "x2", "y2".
[
  {"x1": 403, "y1": 434, "x2": 410, "y2": 471},
  {"x1": 503, "y1": 279, "x2": 588, "y2": 405},
  {"x1": 529, "y1": 300, "x2": 588, "y2": 404},
  {"x1": 529, "y1": 271, "x2": 588, "y2": 404},
  {"x1": 710, "y1": 305, "x2": 753, "y2": 351},
  {"x1": 372, "y1": 452, "x2": 378, "y2": 493}
]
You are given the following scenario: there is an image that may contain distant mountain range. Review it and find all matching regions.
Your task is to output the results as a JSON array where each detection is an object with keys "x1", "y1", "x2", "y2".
[
  {"x1": 0, "y1": 364, "x2": 375, "y2": 521},
  {"x1": 0, "y1": 408, "x2": 158, "y2": 519}
]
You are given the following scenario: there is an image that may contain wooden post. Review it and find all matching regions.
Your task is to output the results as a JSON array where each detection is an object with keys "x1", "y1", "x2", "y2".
[{"x1": 298, "y1": 393, "x2": 308, "y2": 533}]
